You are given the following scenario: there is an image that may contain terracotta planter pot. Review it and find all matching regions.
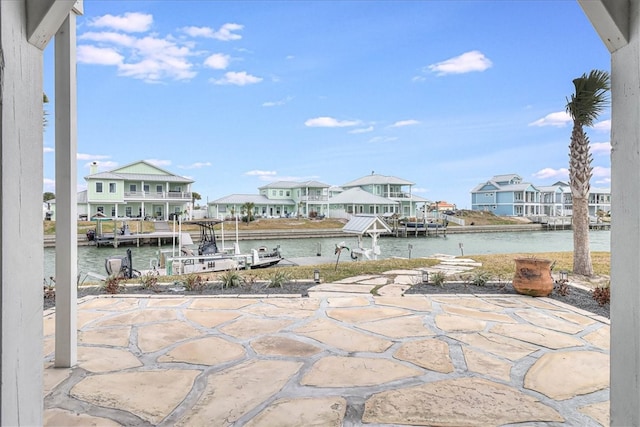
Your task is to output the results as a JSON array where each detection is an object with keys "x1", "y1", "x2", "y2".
[{"x1": 512, "y1": 258, "x2": 554, "y2": 297}]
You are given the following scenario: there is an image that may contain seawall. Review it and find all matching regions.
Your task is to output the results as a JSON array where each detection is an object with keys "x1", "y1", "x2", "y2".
[{"x1": 44, "y1": 224, "x2": 548, "y2": 248}]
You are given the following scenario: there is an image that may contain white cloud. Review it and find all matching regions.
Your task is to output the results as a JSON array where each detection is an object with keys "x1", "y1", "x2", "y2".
[
  {"x1": 529, "y1": 111, "x2": 572, "y2": 127},
  {"x1": 246, "y1": 170, "x2": 277, "y2": 177},
  {"x1": 390, "y1": 119, "x2": 420, "y2": 128},
  {"x1": 181, "y1": 23, "x2": 244, "y2": 41},
  {"x1": 43, "y1": 146, "x2": 54, "y2": 153},
  {"x1": 80, "y1": 31, "x2": 136, "y2": 46},
  {"x1": 77, "y1": 45, "x2": 124, "y2": 66},
  {"x1": 305, "y1": 116, "x2": 361, "y2": 128},
  {"x1": 427, "y1": 50, "x2": 492, "y2": 76},
  {"x1": 43, "y1": 178, "x2": 55, "y2": 191},
  {"x1": 79, "y1": 31, "x2": 196, "y2": 82},
  {"x1": 204, "y1": 53, "x2": 230, "y2": 70},
  {"x1": 591, "y1": 142, "x2": 611, "y2": 155},
  {"x1": 593, "y1": 166, "x2": 611, "y2": 178},
  {"x1": 212, "y1": 71, "x2": 262, "y2": 86},
  {"x1": 349, "y1": 126, "x2": 374, "y2": 134},
  {"x1": 77, "y1": 153, "x2": 111, "y2": 161},
  {"x1": 90, "y1": 12, "x2": 153, "y2": 33},
  {"x1": 262, "y1": 96, "x2": 293, "y2": 107},
  {"x1": 146, "y1": 159, "x2": 172, "y2": 167},
  {"x1": 179, "y1": 162, "x2": 212, "y2": 169},
  {"x1": 85, "y1": 160, "x2": 118, "y2": 171},
  {"x1": 532, "y1": 167, "x2": 569, "y2": 180},
  {"x1": 369, "y1": 136, "x2": 399, "y2": 143},
  {"x1": 592, "y1": 119, "x2": 611, "y2": 132}
]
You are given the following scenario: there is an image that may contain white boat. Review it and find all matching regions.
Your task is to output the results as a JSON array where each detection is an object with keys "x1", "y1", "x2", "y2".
[{"x1": 104, "y1": 219, "x2": 282, "y2": 278}]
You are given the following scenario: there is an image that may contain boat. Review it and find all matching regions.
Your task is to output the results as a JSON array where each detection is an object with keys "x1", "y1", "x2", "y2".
[{"x1": 104, "y1": 219, "x2": 282, "y2": 278}]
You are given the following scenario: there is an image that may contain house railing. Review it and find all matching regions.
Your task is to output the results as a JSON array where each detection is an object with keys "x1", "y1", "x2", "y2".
[
  {"x1": 384, "y1": 192, "x2": 411, "y2": 198},
  {"x1": 124, "y1": 191, "x2": 192, "y2": 200},
  {"x1": 300, "y1": 195, "x2": 329, "y2": 201}
]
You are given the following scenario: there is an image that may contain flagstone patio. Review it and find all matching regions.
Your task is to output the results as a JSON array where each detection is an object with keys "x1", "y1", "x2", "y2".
[{"x1": 43, "y1": 279, "x2": 610, "y2": 426}]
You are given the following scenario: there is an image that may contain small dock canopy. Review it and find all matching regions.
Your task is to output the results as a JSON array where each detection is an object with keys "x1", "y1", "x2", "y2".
[
  {"x1": 342, "y1": 214, "x2": 392, "y2": 235},
  {"x1": 342, "y1": 215, "x2": 391, "y2": 261}
]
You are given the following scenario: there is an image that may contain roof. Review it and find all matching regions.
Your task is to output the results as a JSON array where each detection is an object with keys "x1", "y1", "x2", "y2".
[
  {"x1": 258, "y1": 180, "x2": 330, "y2": 190},
  {"x1": 491, "y1": 173, "x2": 522, "y2": 183},
  {"x1": 85, "y1": 160, "x2": 194, "y2": 183},
  {"x1": 342, "y1": 174, "x2": 414, "y2": 188},
  {"x1": 329, "y1": 188, "x2": 399, "y2": 205},
  {"x1": 342, "y1": 214, "x2": 392, "y2": 235},
  {"x1": 208, "y1": 194, "x2": 293, "y2": 205}
]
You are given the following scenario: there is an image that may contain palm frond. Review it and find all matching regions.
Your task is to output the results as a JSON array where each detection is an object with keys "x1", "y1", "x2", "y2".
[{"x1": 565, "y1": 69, "x2": 610, "y2": 127}]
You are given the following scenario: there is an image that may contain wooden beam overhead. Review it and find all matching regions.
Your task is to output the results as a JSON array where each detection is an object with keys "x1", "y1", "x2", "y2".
[
  {"x1": 26, "y1": 0, "x2": 81, "y2": 50},
  {"x1": 579, "y1": 0, "x2": 630, "y2": 52}
]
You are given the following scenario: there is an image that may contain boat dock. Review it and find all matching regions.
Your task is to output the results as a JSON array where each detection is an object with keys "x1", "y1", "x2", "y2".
[
  {"x1": 531, "y1": 216, "x2": 611, "y2": 231},
  {"x1": 388, "y1": 222, "x2": 448, "y2": 238},
  {"x1": 93, "y1": 231, "x2": 184, "y2": 248}
]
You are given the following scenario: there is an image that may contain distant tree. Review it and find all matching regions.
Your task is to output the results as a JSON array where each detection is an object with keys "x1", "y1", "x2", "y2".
[
  {"x1": 241, "y1": 202, "x2": 255, "y2": 224},
  {"x1": 192, "y1": 191, "x2": 202, "y2": 209},
  {"x1": 43, "y1": 93, "x2": 49, "y2": 129},
  {"x1": 565, "y1": 69, "x2": 610, "y2": 277},
  {"x1": 43, "y1": 192, "x2": 55, "y2": 202}
]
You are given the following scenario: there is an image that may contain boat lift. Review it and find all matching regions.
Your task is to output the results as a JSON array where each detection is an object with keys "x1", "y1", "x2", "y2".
[{"x1": 342, "y1": 215, "x2": 392, "y2": 261}]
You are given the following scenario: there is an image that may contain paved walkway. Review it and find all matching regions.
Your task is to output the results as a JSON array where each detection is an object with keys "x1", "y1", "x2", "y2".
[{"x1": 43, "y1": 261, "x2": 610, "y2": 426}]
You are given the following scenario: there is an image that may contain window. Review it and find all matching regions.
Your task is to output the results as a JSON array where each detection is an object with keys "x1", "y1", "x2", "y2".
[
  {"x1": 286, "y1": 191, "x2": 290, "y2": 197},
  {"x1": 111, "y1": 207, "x2": 116, "y2": 216},
  {"x1": 125, "y1": 207, "x2": 132, "y2": 217},
  {"x1": 96, "y1": 182, "x2": 103, "y2": 193},
  {"x1": 279, "y1": 190, "x2": 284, "y2": 196},
  {"x1": 271, "y1": 190, "x2": 276, "y2": 196},
  {"x1": 109, "y1": 183, "x2": 116, "y2": 193},
  {"x1": 143, "y1": 184, "x2": 149, "y2": 192},
  {"x1": 129, "y1": 184, "x2": 136, "y2": 192},
  {"x1": 156, "y1": 185, "x2": 163, "y2": 193},
  {"x1": 97, "y1": 206, "x2": 104, "y2": 213}
]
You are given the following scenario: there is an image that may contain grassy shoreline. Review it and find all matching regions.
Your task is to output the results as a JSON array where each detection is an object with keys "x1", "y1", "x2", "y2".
[{"x1": 93, "y1": 251, "x2": 610, "y2": 290}]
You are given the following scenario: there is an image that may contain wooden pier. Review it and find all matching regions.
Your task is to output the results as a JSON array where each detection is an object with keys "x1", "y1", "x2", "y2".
[{"x1": 388, "y1": 221, "x2": 448, "y2": 238}]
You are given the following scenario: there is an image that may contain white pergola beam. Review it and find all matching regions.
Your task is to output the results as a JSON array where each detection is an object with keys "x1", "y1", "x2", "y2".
[
  {"x1": 26, "y1": 0, "x2": 78, "y2": 50},
  {"x1": 579, "y1": 0, "x2": 630, "y2": 52},
  {"x1": 54, "y1": 10, "x2": 79, "y2": 368}
]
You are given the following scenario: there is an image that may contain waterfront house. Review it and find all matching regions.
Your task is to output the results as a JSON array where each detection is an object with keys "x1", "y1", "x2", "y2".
[
  {"x1": 54, "y1": 160, "x2": 195, "y2": 221},
  {"x1": 472, "y1": 175, "x2": 611, "y2": 217},
  {"x1": 336, "y1": 173, "x2": 428, "y2": 218},
  {"x1": 208, "y1": 173, "x2": 428, "y2": 220},
  {"x1": 471, "y1": 174, "x2": 541, "y2": 216},
  {"x1": 208, "y1": 180, "x2": 331, "y2": 219}
]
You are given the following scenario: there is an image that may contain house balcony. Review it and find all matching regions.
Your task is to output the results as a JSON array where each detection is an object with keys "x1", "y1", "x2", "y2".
[
  {"x1": 124, "y1": 191, "x2": 192, "y2": 200},
  {"x1": 384, "y1": 192, "x2": 411, "y2": 199},
  {"x1": 300, "y1": 195, "x2": 329, "y2": 202}
]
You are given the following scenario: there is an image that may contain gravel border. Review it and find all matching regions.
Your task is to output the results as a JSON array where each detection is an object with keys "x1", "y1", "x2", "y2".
[{"x1": 44, "y1": 280, "x2": 609, "y2": 319}]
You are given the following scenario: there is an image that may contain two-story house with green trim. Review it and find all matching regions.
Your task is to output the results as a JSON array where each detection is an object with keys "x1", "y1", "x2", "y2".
[
  {"x1": 208, "y1": 173, "x2": 428, "y2": 220},
  {"x1": 82, "y1": 160, "x2": 193, "y2": 220},
  {"x1": 208, "y1": 180, "x2": 331, "y2": 219}
]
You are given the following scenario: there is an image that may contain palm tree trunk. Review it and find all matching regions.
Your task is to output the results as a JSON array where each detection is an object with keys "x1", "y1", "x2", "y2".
[{"x1": 572, "y1": 196, "x2": 593, "y2": 276}]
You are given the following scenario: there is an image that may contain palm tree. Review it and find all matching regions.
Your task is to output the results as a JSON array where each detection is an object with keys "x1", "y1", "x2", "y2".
[
  {"x1": 565, "y1": 69, "x2": 610, "y2": 276},
  {"x1": 241, "y1": 202, "x2": 255, "y2": 224}
]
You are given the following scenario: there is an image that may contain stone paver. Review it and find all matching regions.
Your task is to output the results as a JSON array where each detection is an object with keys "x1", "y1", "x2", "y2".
[{"x1": 44, "y1": 265, "x2": 611, "y2": 427}]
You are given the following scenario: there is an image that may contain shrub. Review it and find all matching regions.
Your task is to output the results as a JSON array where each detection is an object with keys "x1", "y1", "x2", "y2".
[
  {"x1": 430, "y1": 271, "x2": 446, "y2": 287},
  {"x1": 470, "y1": 271, "x2": 490, "y2": 287},
  {"x1": 139, "y1": 271, "x2": 159, "y2": 291},
  {"x1": 220, "y1": 270, "x2": 244, "y2": 289},
  {"x1": 267, "y1": 270, "x2": 291, "y2": 288},
  {"x1": 183, "y1": 274, "x2": 205, "y2": 293},
  {"x1": 593, "y1": 284, "x2": 610, "y2": 306},
  {"x1": 103, "y1": 274, "x2": 122, "y2": 294}
]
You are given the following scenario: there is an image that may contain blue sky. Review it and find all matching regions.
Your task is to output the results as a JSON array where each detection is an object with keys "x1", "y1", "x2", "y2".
[{"x1": 42, "y1": 1, "x2": 611, "y2": 208}]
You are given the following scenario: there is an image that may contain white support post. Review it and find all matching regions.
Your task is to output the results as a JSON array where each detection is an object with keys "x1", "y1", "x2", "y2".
[
  {"x1": 54, "y1": 11, "x2": 78, "y2": 368},
  {"x1": 0, "y1": 1, "x2": 47, "y2": 423}
]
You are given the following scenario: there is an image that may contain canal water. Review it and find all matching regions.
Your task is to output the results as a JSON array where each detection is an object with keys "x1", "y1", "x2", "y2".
[{"x1": 44, "y1": 229, "x2": 611, "y2": 279}]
